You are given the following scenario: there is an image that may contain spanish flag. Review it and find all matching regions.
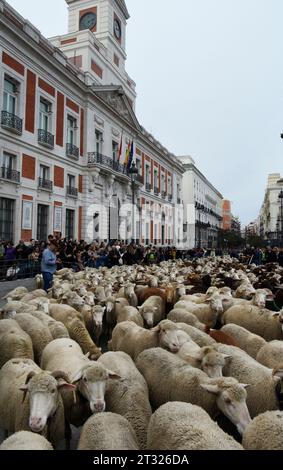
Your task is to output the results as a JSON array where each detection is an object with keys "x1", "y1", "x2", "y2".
[{"x1": 124, "y1": 141, "x2": 131, "y2": 167}]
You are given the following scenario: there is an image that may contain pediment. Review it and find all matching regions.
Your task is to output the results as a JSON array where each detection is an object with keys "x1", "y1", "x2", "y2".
[{"x1": 93, "y1": 85, "x2": 140, "y2": 131}]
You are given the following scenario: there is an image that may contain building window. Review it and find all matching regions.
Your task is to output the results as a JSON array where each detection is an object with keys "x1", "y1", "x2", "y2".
[
  {"x1": 37, "y1": 204, "x2": 49, "y2": 241},
  {"x1": 67, "y1": 115, "x2": 77, "y2": 145},
  {"x1": 136, "y1": 158, "x2": 141, "y2": 173},
  {"x1": 68, "y1": 174, "x2": 76, "y2": 188},
  {"x1": 3, "y1": 76, "x2": 18, "y2": 114},
  {"x1": 145, "y1": 165, "x2": 150, "y2": 185},
  {"x1": 39, "y1": 165, "x2": 50, "y2": 181},
  {"x1": 154, "y1": 169, "x2": 158, "y2": 189},
  {"x1": 168, "y1": 177, "x2": 172, "y2": 195},
  {"x1": 39, "y1": 98, "x2": 52, "y2": 132},
  {"x1": 0, "y1": 197, "x2": 14, "y2": 241},
  {"x1": 112, "y1": 141, "x2": 119, "y2": 161},
  {"x1": 66, "y1": 209, "x2": 75, "y2": 239},
  {"x1": 161, "y1": 174, "x2": 165, "y2": 192},
  {"x1": 95, "y1": 130, "x2": 103, "y2": 154},
  {"x1": 2, "y1": 152, "x2": 16, "y2": 171}
]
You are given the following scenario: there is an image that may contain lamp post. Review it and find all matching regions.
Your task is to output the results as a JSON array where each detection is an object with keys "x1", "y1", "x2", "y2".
[
  {"x1": 128, "y1": 162, "x2": 138, "y2": 243},
  {"x1": 278, "y1": 190, "x2": 283, "y2": 247},
  {"x1": 108, "y1": 192, "x2": 117, "y2": 244}
]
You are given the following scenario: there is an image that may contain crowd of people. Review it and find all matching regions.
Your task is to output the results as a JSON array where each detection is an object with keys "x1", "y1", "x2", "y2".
[{"x1": 1, "y1": 237, "x2": 283, "y2": 282}]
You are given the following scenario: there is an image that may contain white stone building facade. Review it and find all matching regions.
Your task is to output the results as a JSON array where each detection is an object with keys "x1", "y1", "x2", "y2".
[
  {"x1": 0, "y1": 0, "x2": 184, "y2": 245},
  {"x1": 180, "y1": 156, "x2": 223, "y2": 249},
  {"x1": 258, "y1": 173, "x2": 283, "y2": 242}
]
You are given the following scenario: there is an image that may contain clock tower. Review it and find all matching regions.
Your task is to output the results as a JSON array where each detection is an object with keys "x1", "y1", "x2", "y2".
[
  {"x1": 52, "y1": 0, "x2": 136, "y2": 104},
  {"x1": 65, "y1": 0, "x2": 129, "y2": 54}
]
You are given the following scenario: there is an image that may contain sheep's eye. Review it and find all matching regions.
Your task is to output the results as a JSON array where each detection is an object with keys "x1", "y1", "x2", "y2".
[
  {"x1": 51, "y1": 389, "x2": 56, "y2": 394},
  {"x1": 83, "y1": 377, "x2": 87, "y2": 382},
  {"x1": 225, "y1": 397, "x2": 232, "y2": 404}
]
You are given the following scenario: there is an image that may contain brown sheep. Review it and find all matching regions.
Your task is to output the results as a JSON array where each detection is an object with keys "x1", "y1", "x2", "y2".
[{"x1": 204, "y1": 326, "x2": 240, "y2": 347}]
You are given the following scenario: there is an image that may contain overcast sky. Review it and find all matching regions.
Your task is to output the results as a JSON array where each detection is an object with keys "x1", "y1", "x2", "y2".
[{"x1": 7, "y1": 0, "x2": 283, "y2": 225}]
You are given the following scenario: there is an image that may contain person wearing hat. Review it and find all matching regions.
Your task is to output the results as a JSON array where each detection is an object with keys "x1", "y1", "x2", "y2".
[{"x1": 41, "y1": 239, "x2": 58, "y2": 292}]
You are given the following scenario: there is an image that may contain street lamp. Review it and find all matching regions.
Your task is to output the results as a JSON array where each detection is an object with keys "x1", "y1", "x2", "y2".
[
  {"x1": 278, "y1": 190, "x2": 283, "y2": 247},
  {"x1": 108, "y1": 192, "x2": 117, "y2": 243},
  {"x1": 128, "y1": 162, "x2": 138, "y2": 243}
]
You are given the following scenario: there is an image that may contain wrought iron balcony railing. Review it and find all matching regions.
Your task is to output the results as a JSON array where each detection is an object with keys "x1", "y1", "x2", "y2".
[
  {"x1": 66, "y1": 143, "x2": 79, "y2": 160},
  {"x1": 168, "y1": 194, "x2": 173, "y2": 202},
  {"x1": 154, "y1": 187, "x2": 159, "y2": 196},
  {"x1": 0, "y1": 167, "x2": 20, "y2": 183},
  {"x1": 161, "y1": 191, "x2": 167, "y2": 199},
  {"x1": 38, "y1": 177, "x2": 53, "y2": 191},
  {"x1": 88, "y1": 152, "x2": 128, "y2": 175},
  {"x1": 67, "y1": 186, "x2": 78, "y2": 197},
  {"x1": 38, "y1": 129, "x2": 54, "y2": 149},
  {"x1": 1, "y1": 110, "x2": 23, "y2": 134},
  {"x1": 134, "y1": 174, "x2": 144, "y2": 184},
  {"x1": 146, "y1": 183, "x2": 152, "y2": 192}
]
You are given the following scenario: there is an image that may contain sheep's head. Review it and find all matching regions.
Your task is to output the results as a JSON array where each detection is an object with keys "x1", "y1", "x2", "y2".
[
  {"x1": 152, "y1": 320, "x2": 180, "y2": 353},
  {"x1": 252, "y1": 289, "x2": 274, "y2": 308},
  {"x1": 200, "y1": 377, "x2": 251, "y2": 435},
  {"x1": 19, "y1": 370, "x2": 75, "y2": 433},
  {"x1": 92, "y1": 306, "x2": 105, "y2": 327},
  {"x1": 72, "y1": 363, "x2": 120, "y2": 413},
  {"x1": 198, "y1": 347, "x2": 232, "y2": 378}
]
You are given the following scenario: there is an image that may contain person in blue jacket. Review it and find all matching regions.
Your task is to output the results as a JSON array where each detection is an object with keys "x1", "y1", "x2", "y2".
[{"x1": 41, "y1": 240, "x2": 58, "y2": 292}]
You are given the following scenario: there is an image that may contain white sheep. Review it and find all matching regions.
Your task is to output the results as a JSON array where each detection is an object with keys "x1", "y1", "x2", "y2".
[
  {"x1": 116, "y1": 306, "x2": 144, "y2": 327},
  {"x1": 137, "y1": 295, "x2": 165, "y2": 328},
  {"x1": 98, "y1": 351, "x2": 152, "y2": 449},
  {"x1": 147, "y1": 402, "x2": 243, "y2": 450},
  {"x1": 77, "y1": 412, "x2": 139, "y2": 450},
  {"x1": 0, "y1": 431, "x2": 53, "y2": 450},
  {"x1": 167, "y1": 308, "x2": 205, "y2": 331},
  {"x1": 222, "y1": 305, "x2": 283, "y2": 341},
  {"x1": 174, "y1": 293, "x2": 225, "y2": 328},
  {"x1": 242, "y1": 410, "x2": 283, "y2": 450},
  {"x1": 2, "y1": 286, "x2": 28, "y2": 301},
  {"x1": 216, "y1": 344, "x2": 280, "y2": 417},
  {"x1": 117, "y1": 283, "x2": 138, "y2": 307},
  {"x1": 175, "y1": 322, "x2": 216, "y2": 347},
  {"x1": 30, "y1": 310, "x2": 69, "y2": 340},
  {"x1": 110, "y1": 320, "x2": 181, "y2": 361},
  {"x1": 221, "y1": 323, "x2": 267, "y2": 359},
  {"x1": 256, "y1": 340, "x2": 283, "y2": 369},
  {"x1": 0, "y1": 319, "x2": 34, "y2": 367},
  {"x1": 0, "y1": 358, "x2": 74, "y2": 448},
  {"x1": 136, "y1": 347, "x2": 251, "y2": 435}
]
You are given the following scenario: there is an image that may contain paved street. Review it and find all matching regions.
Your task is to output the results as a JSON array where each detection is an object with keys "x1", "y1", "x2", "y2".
[{"x1": 0, "y1": 278, "x2": 36, "y2": 308}]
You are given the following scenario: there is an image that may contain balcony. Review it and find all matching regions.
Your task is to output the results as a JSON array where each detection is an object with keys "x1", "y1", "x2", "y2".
[
  {"x1": 1, "y1": 110, "x2": 23, "y2": 135},
  {"x1": 67, "y1": 186, "x2": 78, "y2": 198},
  {"x1": 154, "y1": 187, "x2": 159, "y2": 196},
  {"x1": 146, "y1": 183, "x2": 152, "y2": 192},
  {"x1": 88, "y1": 152, "x2": 128, "y2": 176},
  {"x1": 0, "y1": 167, "x2": 20, "y2": 183},
  {"x1": 161, "y1": 191, "x2": 167, "y2": 199},
  {"x1": 177, "y1": 198, "x2": 181, "y2": 204},
  {"x1": 168, "y1": 194, "x2": 173, "y2": 202},
  {"x1": 134, "y1": 173, "x2": 144, "y2": 185},
  {"x1": 38, "y1": 129, "x2": 54, "y2": 149},
  {"x1": 66, "y1": 143, "x2": 79, "y2": 160},
  {"x1": 38, "y1": 177, "x2": 53, "y2": 192}
]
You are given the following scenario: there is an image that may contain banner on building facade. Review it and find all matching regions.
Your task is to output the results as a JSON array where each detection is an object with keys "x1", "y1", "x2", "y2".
[
  {"x1": 22, "y1": 200, "x2": 33, "y2": 230},
  {"x1": 54, "y1": 206, "x2": 62, "y2": 232}
]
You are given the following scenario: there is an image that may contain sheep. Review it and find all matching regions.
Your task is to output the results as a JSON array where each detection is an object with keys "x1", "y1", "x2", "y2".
[
  {"x1": 20, "y1": 290, "x2": 48, "y2": 302},
  {"x1": 41, "y1": 339, "x2": 121, "y2": 421},
  {"x1": 117, "y1": 283, "x2": 138, "y2": 307},
  {"x1": 116, "y1": 306, "x2": 144, "y2": 327},
  {"x1": 0, "y1": 319, "x2": 34, "y2": 367},
  {"x1": 147, "y1": 402, "x2": 243, "y2": 450},
  {"x1": 0, "y1": 358, "x2": 74, "y2": 448},
  {"x1": 176, "y1": 336, "x2": 231, "y2": 378},
  {"x1": 0, "y1": 431, "x2": 53, "y2": 450},
  {"x1": 2, "y1": 286, "x2": 28, "y2": 301},
  {"x1": 104, "y1": 297, "x2": 129, "y2": 337},
  {"x1": 136, "y1": 348, "x2": 251, "y2": 435},
  {"x1": 221, "y1": 324, "x2": 267, "y2": 359},
  {"x1": 48, "y1": 304, "x2": 101, "y2": 360},
  {"x1": 98, "y1": 351, "x2": 152, "y2": 449},
  {"x1": 30, "y1": 310, "x2": 69, "y2": 340},
  {"x1": 35, "y1": 274, "x2": 44, "y2": 290},
  {"x1": 174, "y1": 293, "x2": 225, "y2": 328},
  {"x1": 216, "y1": 344, "x2": 280, "y2": 417},
  {"x1": 81, "y1": 305, "x2": 105, "y2": 344},
  {"x1": 256, "y1": 341, "x2": 283, "y2": 369},
  {"x1": 0, "y1": 301, "x2": 37, "y2": 318},
  {"x1": 77, "y1": 413, "x2": 139, "y2": 450},
  {"x1": 137, "y1": 295, "x2": 165, "y2": 328},
  {"x1": 110, "y1": 320, "x2": 181, "y2": 361},
  {"x1": 13, "y1": 313, "x2": 53, "y2": 363},
  {"x1": 222, "y1": 305, "x2": 283, "y2": 341},
  {"x1": 175, "y1": 322, "x2": 216, "y2": 347},
  {"x1": 60, "y1": 291, "x2": 85, "y2": 312},
  {"x1": 167, "y1": 308, "x2": 205, "y2": 331},
  {"x1": 242, "y1": 411, "x2": 283, "y2": 450}
]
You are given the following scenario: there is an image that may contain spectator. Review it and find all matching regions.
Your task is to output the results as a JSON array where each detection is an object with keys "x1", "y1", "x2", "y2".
[{"x1": 41, "y1": 240, "x2": 58, "y2": 292}]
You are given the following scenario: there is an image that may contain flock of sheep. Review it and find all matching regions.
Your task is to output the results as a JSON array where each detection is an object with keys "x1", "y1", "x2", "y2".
[{"x1": 0, "y1": 256, "x2": 283, "y2": 450}]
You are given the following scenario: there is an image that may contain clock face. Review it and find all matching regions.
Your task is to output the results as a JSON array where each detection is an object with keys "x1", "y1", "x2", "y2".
[
  {"x1": 80, "y1": 12, "x2": 97, "y2": 31},
  {"x1": 114, "y1": 19, "x2": 121, "y2": 40}
]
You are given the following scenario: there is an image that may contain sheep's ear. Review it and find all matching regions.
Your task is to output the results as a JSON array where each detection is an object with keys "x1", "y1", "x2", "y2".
[
  {"x1": 200, "y1": 383, "x2": 220, "y2": 394},
  {"x1": 107, "y1": 370, "x2": 122, "y2": 380},
  {"x1": 72, "y1": 369, "x2": 83, "y2": 383},
  {"x1": 85, "y1": 352, "x2": 90, "y2": 358},
  {"x1": 137, "y1": 306, "x2": 141, "y2": 311},
  {"x1": 102, "y1": 307, "x2": 106, "y2": 313},
  {"x1": 240, "y1": 383, "x2": 250, "y2": 389},
  {"x1": 57, "y1": 380, "x2": 76, "y2": 391},
  {"x1": 223, "y1": 354, "x2": 233, "y2": 361},
  {"x1": 272, "y1": 312, "x2": 279, "y2": 317},
  {"x1": 151, "y1": 324, "x2": 161, "y2": 332}
]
